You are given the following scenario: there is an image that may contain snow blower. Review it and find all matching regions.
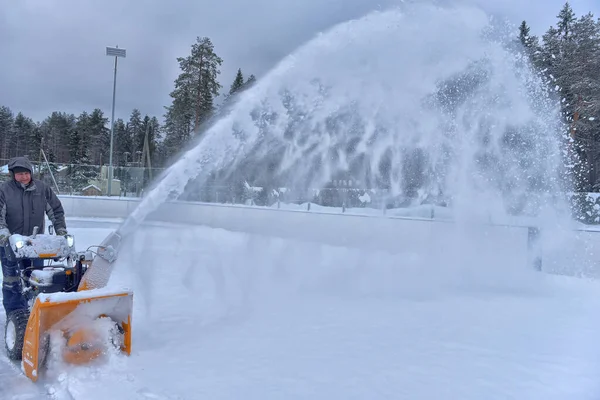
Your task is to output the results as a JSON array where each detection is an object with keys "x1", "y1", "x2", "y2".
[{"x1": 2, "y1": 225, "x2": 132, "y2": 382}]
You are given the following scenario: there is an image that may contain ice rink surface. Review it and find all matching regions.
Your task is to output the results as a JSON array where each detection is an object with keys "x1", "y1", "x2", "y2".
[{"x1": 2, "y1": 217, "x2": 600, "y2": 399}]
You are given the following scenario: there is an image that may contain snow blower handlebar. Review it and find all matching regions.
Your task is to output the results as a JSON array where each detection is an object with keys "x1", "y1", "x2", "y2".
[{"x1": 3, "y1": 232, "x2": 77, "y2": 262}]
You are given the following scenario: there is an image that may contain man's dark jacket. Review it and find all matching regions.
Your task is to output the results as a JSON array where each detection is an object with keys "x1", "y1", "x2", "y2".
[{"x1": 0, "y1": 157, "x2": 67, "y2": 237}]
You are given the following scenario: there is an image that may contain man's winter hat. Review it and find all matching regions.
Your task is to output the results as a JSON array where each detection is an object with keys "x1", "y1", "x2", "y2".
[
  {"x1": 8, "y1": 156, "x2": 33, "y2": 175},
  {"x1": 11, "y1": 167, "x2": 30, "y2": 174}
]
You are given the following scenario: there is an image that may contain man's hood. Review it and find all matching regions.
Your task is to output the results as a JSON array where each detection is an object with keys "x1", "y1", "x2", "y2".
[{"x1": 8, "y1": 157, "x2": 34, "y2": 174}]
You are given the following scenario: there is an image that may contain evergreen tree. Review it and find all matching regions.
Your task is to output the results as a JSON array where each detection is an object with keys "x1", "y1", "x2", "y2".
[
  {"x1": 518, "y1": 21, "x2": 543, "y2": 68},
  {"x1": 149, "y1": 116, "x2": 162, "y2": 167},
  {"x1": 557, "y1": 2, "x2": 576, "y2": 39},
  {"x1": 138, "y1": 115, "x2": 152, "y2": 162},
  {"x1": 143, "y1": 116, "x2": 160, "y2": 165},
  {"x1": 11, "y1": 113, "x2": 26, "y2": 157},
  {"x1": 532, "y1": 3, "x2": 600, "y2": 191},
  {"x1": 68, "y1": 112, "x2": 99, "y2": 191},
  {"x1": 566, "y1": 13, "x2": 600, "y2": 189},
  {"x1": 0, "y1": 106, "x2": 14, "y2": 161},
  {"x1": 29, "y1": 124, "x2": 43, "y2": 164},
  {"x1": 38, "y1": 142, "x2": 60, "y2": 187},
  {"x1": 161, "y1": 105, "x2": 188, "y2": 162},
  {"x1": 113, "y1": 118, "x2": 129, "y2": 165},
  {"x1": 88, "y1": 108, "x2": 110, "y2": 165},
  {"x1": 222, "y1": 70, "x2": 256, "y2": 106},
  {"x1": 163, "y1": 36, "x2": 223, "y2": 159},
  {"x1": 518, "y1": 21, "x2": 531, "y2": 45},
  {"x1": 229, "y1": 68, "x2": 245, "y2": 96},
  {"x1": 127, "y1": 109, "x2": 143, "y2": 158},
  {"x1": 12, "y1": 113, "x2": 38, "y2": 159},
  {"x1": 111, "y1": 118, "x2": 130, "y2": 189},
  {"x1": 67, "y1": 128, "x2": 84, "y2": 189},
  {"x1": 39, "y1": 112, "x2": 75, "y2": 164}
]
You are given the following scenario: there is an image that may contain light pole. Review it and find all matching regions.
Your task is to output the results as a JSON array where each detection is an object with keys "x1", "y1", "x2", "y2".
[{"x1": 106, "y1": 45, "x2": 126, "y2": 196}]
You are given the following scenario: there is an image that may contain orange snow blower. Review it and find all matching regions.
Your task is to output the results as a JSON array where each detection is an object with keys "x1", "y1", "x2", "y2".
[{"x1": 3, "y1": 226, "x2": 132, "y2": 382}]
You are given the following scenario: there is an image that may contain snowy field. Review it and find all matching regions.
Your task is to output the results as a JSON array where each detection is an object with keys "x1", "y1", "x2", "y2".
[{"x1": 2, "y1": 217, "x2": 600, "y2": 399}]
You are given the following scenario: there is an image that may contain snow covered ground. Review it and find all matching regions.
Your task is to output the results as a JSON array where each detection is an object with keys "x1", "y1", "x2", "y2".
[{"x1": 2, "y1": 217, "x2": 600, "y2": 399}]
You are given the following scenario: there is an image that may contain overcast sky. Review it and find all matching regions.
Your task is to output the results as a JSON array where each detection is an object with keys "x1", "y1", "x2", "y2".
[{"x1": 1, "y1": 0, "x2": 598, "y2": 124}]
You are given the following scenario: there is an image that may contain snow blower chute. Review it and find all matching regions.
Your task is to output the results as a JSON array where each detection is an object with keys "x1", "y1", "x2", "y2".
[{"x1": 2, "y1": 226, "x2": 132, "y2": 382}]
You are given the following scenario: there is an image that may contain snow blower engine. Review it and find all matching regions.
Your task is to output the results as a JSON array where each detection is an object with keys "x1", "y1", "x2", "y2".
[
  {"x1": 3, "y1": 225, "x2": 133, "y2": 382},
  {"x1": 5, "y1": 226, "x2": 86, "y2": 301}
]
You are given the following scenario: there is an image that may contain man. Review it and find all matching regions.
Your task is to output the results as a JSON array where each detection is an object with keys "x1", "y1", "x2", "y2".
[{"x1": 0, "y1": 156, "x2": 67, "y2": 315}]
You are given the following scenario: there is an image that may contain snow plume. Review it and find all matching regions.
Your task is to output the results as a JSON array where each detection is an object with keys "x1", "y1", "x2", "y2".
[
  {"x1": 119, "y1": 1, "x2": 567, "y2": 237},
  {"x1": 113, "y1": 222, "x2": 546, "y2": 333}
]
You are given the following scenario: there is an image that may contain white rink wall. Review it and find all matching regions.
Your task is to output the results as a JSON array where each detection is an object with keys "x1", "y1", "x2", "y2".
[
  {"x1": 58, "y1": 195, "x2": 536, "y2": 272},
  {"x1": 58, "y1": 195, "x2": 140, "y2": 219},
  {"x1": 56, "y1": 195, "x2": 600, "y2": 277}
]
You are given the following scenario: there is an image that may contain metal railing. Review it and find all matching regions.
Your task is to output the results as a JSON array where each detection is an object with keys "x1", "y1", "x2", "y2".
[
  {"x1": 0, "y1": 159, "x2": 166, "y2": 197},
  {"x1": 1, "y1": 158, "x2": 599, "y2": 225}
]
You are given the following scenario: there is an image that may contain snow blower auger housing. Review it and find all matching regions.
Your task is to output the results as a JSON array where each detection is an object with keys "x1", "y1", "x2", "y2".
[{"x1": 2, "y1": 226, "x2": 132, "y2": 382}]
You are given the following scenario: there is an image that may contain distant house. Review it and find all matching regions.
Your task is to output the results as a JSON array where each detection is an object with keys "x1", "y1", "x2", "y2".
[
  {"x1": 325, "y1": 172, "x2": 363, "y2": 189},
  {"x1": 81, "y1": 184, "x2": 102, "y2": 196}
]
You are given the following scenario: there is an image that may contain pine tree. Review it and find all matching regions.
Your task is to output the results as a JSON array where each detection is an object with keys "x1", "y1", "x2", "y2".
[
  {"x1": 567, "y1": 13, "x2": 600, "y2": 189},
  {"x1": 229, "y1": 68, "x2": 245, "y2": 96},
  {"x1": 533, "y1": 3, "x2": 600, "y2": 191},
  {"x1": 557, "y1": 2, "x2": 576, "y2": 39},
  {"x1": 39, "y1": 112, "x2": 75, "y2": 164},
  {"x1": 519, "y1": 21, "x2": 531, "y2": 45},
  {"x1": 88, "y1": 108, "x2": 110, "y2": 165},
  {"x1": 113, "y1": 118, "x2": 129, "y2": 165},
  {"x1": 38, "y1": 144, "x2": 60, "y2": 186},
  {"x1": 138, "y1": 115, "x2": 152, "y2": 161},
  {"x1": 149, "y1": 116, "x2": 162, "y2": 169},
  {"x1": 518, "y1": 21, "x2": 543, "y2": 68},
  {"x1": 222, "y1": 70, "x2": 256, "y2": 106},
  {"x1": 12, "y1": 113, "x2": 38, "y2": 159},
  {"x1": 68, "y1": 112, "x2": 99, "y2": 191},
  {"x1": 161, "y1": 107, "x2": 185, "y2": 161},
  {"x1": 569, "y1": 13, "x2": 600, "y2": 130},
  {"x1": 162, "y1": 36, "x2": 223, "y2": 160},
  {"x1": 29, "y1": 124, "x2": 43, "y2": 164},
  {"x1": 127, "y1": 109, "x2": 143, "y2": 158},
  {"x1": 146, "y1": 116, "x2": 160, "y2": 166},
  {"x1": 0, "y1": 106, "x2": 14, "y2": 161}
]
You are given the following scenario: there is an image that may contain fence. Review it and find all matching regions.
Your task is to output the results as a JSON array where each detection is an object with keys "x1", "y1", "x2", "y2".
[
  {"x1": 0, "y1": 159, "x2": 166, "y2": 196},
  {"x1": 1, "y1": 158, "x2": 600, "y2": 225}
]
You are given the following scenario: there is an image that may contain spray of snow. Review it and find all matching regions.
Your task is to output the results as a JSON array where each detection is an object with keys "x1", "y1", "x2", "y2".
[{"x1": 119, "y1": 1, "x2": 568, "y2": 239}]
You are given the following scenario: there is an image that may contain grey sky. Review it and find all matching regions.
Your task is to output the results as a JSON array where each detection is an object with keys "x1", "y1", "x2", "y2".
[{"x1": 1, "y1": 0, "x2": 598, "y2": 124}]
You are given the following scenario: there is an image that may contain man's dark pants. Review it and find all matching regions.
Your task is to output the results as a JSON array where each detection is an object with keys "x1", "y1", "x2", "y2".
[{"x1": 1, "y1": 246, "x2": 43, "y2": 315}]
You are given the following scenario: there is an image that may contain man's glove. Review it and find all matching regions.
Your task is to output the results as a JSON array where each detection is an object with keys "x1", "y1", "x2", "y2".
[{"x1": 56, "y1": 228, "x2": 68, "y2": 236}]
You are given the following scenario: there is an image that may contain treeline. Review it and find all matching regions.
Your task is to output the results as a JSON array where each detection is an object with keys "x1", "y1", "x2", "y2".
[
  {"x1": 0, "y1": 107, "x2": 161, "y2": 167},
  {"x1": 518, "y1": 1, "x2": 600, "y2": 191},
  {"x1": 0, "y1": 36, "x2": 254, "y2": 169}
]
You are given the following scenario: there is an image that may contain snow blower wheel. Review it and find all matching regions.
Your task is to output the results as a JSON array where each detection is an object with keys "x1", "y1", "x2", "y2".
[{"x1": 4, "y1": 309, "x2": 29, "y2": 360}]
